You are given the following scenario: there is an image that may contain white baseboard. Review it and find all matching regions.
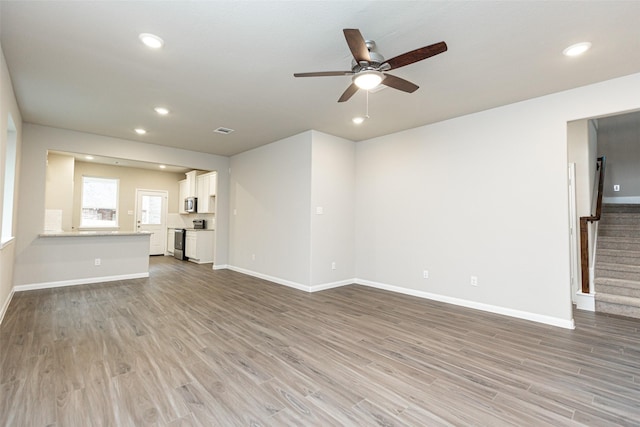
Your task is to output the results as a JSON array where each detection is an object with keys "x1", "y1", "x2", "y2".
[
  {"x1": 603, "y1": 196, "x2": 640, "y2": 204},
  {"x1": 222, "y1": 267, "x2": 574, "y2": 329},
  {"x1": 355, "y1": 278, "x2": 576, "y2": 330},
  {"x1": 212, "y1": 264, "x2": 228, "y2": 270},
  {"x1": 227, "y1": 265, "x2": 311, "y2": 291},
  {"x1": 226, "y1": 265, "x2": 354, "y2": 293},
  {"x1": 14, "y1": 272, "x2": 150, "y2": 292},
  {"x1": 0, "y1": 288, "x2": 15, "y2": 326},
  {"x1": 575, "y1": 291, "x2": 595, "y2": 311},
  {"x1": 309, "y1": 279, "x2": 355, "y2": 292}
]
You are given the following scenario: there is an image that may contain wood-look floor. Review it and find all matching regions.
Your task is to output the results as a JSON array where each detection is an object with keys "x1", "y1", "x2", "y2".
[{"x1": 2, "y1": 257, "x2": 640, "y2": 426}]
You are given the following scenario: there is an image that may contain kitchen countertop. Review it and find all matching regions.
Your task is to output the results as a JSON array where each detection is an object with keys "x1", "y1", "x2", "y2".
[
  {"x1": 39, "y1": 231, "x2": 151, "y2": 237},
  {"x1": 169, "y1": 227, "x2": 215, "y2": 231}
]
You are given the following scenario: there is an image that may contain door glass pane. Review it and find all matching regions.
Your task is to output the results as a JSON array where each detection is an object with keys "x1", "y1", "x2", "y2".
[{"x1": 141, "y1": 195, "x2": 162, "y2": 225}]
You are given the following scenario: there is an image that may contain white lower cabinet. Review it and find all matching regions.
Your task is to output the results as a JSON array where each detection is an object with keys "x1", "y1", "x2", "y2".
[
  {"x1": 185, "y1": 230, "x2": 215, "y2": 264},
  {"x1": 167, "y1": 228, "x2": 175, "y2": 254}
]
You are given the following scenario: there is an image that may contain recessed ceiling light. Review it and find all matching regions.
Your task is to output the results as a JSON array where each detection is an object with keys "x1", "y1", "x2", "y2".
[
  {"x1": 352, "y1": 117, "x2": 365, "y2": 124},
  {"x1": 139, "y1": 33, "x2": 164, "y2": 49},
  {"x1": 159, "y1": 164, "x2": 167, "y2": 169},
  {"x1": 85, "y1": 155, "x2": 94, "y2": 160},
  {"x1": 134, "y1": 128, "x2": 147, "y2": 135},
  {"x1": 563, "y1": 42, "x2": 591, "y2": 57},
  {"x1": 154, "y1": 107, "x2": 169, "y2": 115}
]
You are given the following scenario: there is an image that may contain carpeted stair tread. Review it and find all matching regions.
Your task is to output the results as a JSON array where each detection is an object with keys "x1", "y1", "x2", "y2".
[
  {"x1": 596, "y1": 262, "x2": 640, "y2": 275},
  {"x1": 593, "y1": 204, "x2": 640, "y2": 319},
  {"x1": 597, "y1": 247, "x2": 640, "y2": 256},
  {"x1": 598, "y1": 221, "x2": 640, "y2": 237},
  {"x1": 594, "y1": 276, "x2": 640, "y2": 288},
  {"x1": 594, "y1": 300, "x2": 640, "y2": 319},
  {"x1": 595, "y1": 293, "x2": 640, "y2": 307},
  {"x1": 602, "y1": 204, "x2": 640, "y2": 214},
  {"x1": 596, "y1": 284, "x2": 640, "y2": 298},
  {"x1": 597, "y1": 236, "x2": 640, "y2": 251}
]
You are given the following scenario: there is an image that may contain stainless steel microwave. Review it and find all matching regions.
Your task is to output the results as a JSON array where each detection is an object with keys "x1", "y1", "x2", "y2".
[{"x1": 184, "y1": 197, "x2": 197, "y2": 213}]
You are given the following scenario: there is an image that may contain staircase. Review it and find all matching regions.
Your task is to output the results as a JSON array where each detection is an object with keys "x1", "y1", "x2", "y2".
[{"x1": 594, "y1": 204, "x2": 640, "y2": 319}]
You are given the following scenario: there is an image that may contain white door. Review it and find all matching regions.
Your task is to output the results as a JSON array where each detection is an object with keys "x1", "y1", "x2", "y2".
[{"x1": 136, "y1": 189, "x2": 168, "y2": 255}]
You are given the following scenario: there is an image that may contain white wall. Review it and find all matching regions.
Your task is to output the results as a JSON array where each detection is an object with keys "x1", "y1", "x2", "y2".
[
  {"x1": 310, "y1": 131, "x2": 355, "y2": 287},
  {"x1": 567, "y1": 119, "x2": 599, "y2": 292},
  {"x1": 71, "y1": 160, "x2": 184, "y2": 231},
  {"x1": 568, "y1": 119, "x2": 598, "y2": 219},
  {"x1": 229, "y1": 131, "x2": 313, "y2": 287},
  {"x1": 598, "y1": 111, "x2": 640, "y2": 199},
  {"x1": 45, "y1": 152, "x2": 74, "y2": 231},
  {"x1": 16, "y1": 234, "x2": 150, "y2": 289},
  {"x1": 0, "y1": 44, "x2": 22, "y2": 323},
  {"x1": 355, "y1": 73, "x2": 640, "y2": 328},
  {"x1": 14, "y1": 124, "x2": 230, "y2": 286},
  {"x1": 228, "y1": 130, "x2": 355, "y2": 290}
]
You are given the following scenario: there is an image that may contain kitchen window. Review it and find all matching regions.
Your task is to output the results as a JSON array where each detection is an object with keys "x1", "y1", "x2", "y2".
[{"x1": 80, "y1": 176, "x2": 119, "y2": 228}]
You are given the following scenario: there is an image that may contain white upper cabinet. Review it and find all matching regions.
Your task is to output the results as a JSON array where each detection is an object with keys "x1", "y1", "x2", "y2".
[
  {"x1": 178, "y1": 179, "x2": 187, "y2": 214},
  {"x1": 180, "y1": 170, "x2": 217, "y2": 214},
  {"x1": 185, "y1": 171, "x2": 198, "y2": 197},
  {"x1": 196, "y1": 172, "x2": 217, "y2": 213}
]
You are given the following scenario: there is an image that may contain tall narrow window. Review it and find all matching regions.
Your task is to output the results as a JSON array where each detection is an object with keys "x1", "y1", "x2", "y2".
[
  {"x1": 1, "y1": 114, "x2": 17, "y2": 244},
  {"x1": 81, "y1": 176, "x2": 119, "y2": 228}
]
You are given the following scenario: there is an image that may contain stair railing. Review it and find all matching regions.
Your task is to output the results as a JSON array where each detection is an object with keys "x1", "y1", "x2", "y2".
[{"x1": 580, "y1": 156, "x2": 606, "y2": 294}]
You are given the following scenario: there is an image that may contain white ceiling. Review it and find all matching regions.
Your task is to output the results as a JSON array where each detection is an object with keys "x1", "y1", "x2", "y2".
[{"x1": 1, "y1": 1, "x2": 640, "y2": 157}]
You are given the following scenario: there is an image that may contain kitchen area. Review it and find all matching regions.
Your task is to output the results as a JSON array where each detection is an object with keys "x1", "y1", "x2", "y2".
[
  {"x1": 167, "y1": 170, "x2": 217, "y2": 264},
  {"x1": 43, "y1": 151, "x2": 219, "y2": 268}
]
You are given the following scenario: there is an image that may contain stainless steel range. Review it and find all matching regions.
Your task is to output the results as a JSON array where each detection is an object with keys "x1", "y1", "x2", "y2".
[{"x1": 174, "y1": 228, "x2": 186, "y2": 260}]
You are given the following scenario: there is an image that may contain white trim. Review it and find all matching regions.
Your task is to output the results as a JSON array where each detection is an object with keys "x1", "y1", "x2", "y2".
[
  {"x1": 0, "y1": 236, "x2": 15, "y2": 250},
  {"x1": 14, "y1": 272, "x2": 149, "y2": 292},
  {"x1": 575, "y1": 291, "x2": 595, "y2": 311},
  {"x1": 602, "y1": 196, "x2": 640, "y2": 204},
  {"x1": 355, "y1": 278, "x2": 576, "y2": 329},
  {"x1": 226, "y1": 265, "x2": 355, "y2": 293},
  {"x1": 221, "y1": 267, "x2": 575, "y2": 329},
  {"x1": 227, "y1": 265, "x2": 312, "y2": 291},
  {"x1": 0, "y1": 288, "x2": 15, "y2": 326},
  {"x1": 135, "y1": 188, "x2": 169, "y2": 256},
  {"x1": 212, "y1": 264, "x2": 229, "y2": 270},
  {"x1": 309, "y1": 279, "x2": 355, "y2": 292}
]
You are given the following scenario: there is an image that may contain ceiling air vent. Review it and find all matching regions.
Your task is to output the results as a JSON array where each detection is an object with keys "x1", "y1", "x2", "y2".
[{"x1": 214, "y1": 127, "x2": 234, "y2": 135}]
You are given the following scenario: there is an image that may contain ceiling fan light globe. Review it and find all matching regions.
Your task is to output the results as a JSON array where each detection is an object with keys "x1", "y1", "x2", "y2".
[{"x1": 353, "y1": 71, "x2": 383, "y2": 90}]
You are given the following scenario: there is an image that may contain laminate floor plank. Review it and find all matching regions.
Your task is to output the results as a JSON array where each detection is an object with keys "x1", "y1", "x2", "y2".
[{"x1": 2, "y1": 255, "x2": 640, "y2": 425}]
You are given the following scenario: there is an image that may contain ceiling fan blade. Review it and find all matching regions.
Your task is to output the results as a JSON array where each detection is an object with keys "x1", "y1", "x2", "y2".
[
  {"x1": 338, "y1": 83, "x2": 359, "y2": 103},
  {"x1": 386, "y1": 41, "x2": 447, "y2": 70},
  {"x1": 343, "y1": 29, "x2": 370, "y2": 63},
  {"x1": 382, "y1": 73, "x2": 419, "y2": 93},
  {"x1": 294, "y1": 71, "x2": 354, "y2": 77}
]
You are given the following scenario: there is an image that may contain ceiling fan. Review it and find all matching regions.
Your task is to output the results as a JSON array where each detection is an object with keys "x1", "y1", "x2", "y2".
[{"x1": 294, "y1": 29, "x2": 447, "y2": 103}]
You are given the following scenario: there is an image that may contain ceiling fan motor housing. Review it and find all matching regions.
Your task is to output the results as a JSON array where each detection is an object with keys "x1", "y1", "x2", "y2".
[{"x1": 351, "y1": 49, "x2": 387, "y2": 72}]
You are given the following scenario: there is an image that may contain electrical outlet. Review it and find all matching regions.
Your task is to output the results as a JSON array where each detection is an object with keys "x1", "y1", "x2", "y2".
[
  {"x1": 423, "y1": 270, "x2": 429, "y2": 279},
  {"x1": 613, "y1": 184, "x2": 620, "y2": 192},
  {"x1": 470, "y1": 276, "x2": 478, "y2": 286},
  {"x1": 331, "y1": 262, "x2": 336, "y2": 270},
  {"x1": 94, "y1": 258, "x2": 101, "y2": 266}
]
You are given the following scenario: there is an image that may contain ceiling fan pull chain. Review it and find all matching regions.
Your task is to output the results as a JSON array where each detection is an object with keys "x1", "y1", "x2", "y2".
[{"x1": 366, "y1": 89, "x2": 370, "y2": 119}]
